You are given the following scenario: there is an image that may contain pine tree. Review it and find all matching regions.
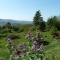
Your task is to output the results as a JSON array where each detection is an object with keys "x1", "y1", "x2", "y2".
[
  {"x1": 33, "y1": 10, "x2": 46, "y2": 31},
  {"x1": 33, "y1": 10, "x2": 43, "y2": 26}
]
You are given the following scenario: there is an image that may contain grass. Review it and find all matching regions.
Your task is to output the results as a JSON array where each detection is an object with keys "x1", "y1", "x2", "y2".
[{"x1": 0, "y1": 31, "x2": 60, "y2": 60}]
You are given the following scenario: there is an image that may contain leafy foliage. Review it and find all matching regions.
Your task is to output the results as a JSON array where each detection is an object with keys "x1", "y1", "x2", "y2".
[
  {"x1": 39, "y1": 21, "x2": 46, "y2": 31},
  {"x1": 47, "y1": 16, "x2": 60, "y2": 30},
  {"x1": 8, "y1": 34, "x2": 20, "y2": 40},
  {"x1": 33, "y1": 10, "x2": 43, "y2": 26},
  {"x1": 33, "y1": 10, "x2": 46, "y2": 31},
  {"x1": 50, "y1": 26, "x2": 58, "y2": 35}
]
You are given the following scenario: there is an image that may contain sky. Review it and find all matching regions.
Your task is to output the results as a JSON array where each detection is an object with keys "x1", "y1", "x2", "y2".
[{"x1": 0, "y1": 0, "x2": 60, "y2": 21}]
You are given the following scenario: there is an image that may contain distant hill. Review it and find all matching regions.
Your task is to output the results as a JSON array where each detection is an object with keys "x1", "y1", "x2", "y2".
[{"x1": 0, "y1": 19, "x2": 32, "y2": 25}]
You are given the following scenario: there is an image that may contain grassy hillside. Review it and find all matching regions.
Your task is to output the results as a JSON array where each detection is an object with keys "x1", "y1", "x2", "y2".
[{"x1": 0, "y1": 31, "x2": 60, "y2": 60}]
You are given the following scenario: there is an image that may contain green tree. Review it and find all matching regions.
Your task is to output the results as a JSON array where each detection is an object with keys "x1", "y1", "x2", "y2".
[
  {"x1": 5, "y1": 22, "x2": 12, "y2": 29},
  {"x1": 33, "y1": 10, "x2": 43, "y2": 26},
  {"x1": 12, "y1": 25, "x2": 20, "y2": 32},
  {"x1": 47, "y1": 16, "x2": 59, "y2": 30},
  {"x1": 33, "y1": 10, "x2": 46, "y2": 31},
  {"x1": 40, "y1": 21, "x2": 46, "y2": 31},
  {"x1": 56, "y1": 16, "x2": 60, "y2": 30}
]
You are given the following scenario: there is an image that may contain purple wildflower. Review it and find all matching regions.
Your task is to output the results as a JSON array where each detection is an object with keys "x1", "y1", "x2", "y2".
[
  {"x1": 37, "y1": 43, "x2": 43, "y2": 51},
  {"x1": 27, "y1": 31, "x2": 31, "y2": 35},
  {"x1": 25, "y1": 31, "x2": 31, "y2": 39},
  {"x1": 7, "y1": 38, "x2": 12, "y2": 43},
  {"x1": 12, "y1": 50, "x2": 17, "y2": 57},
  {"x1": 12, "y1": 49, "x2": 20, "y2": 57},
  {"x1": 30, "y1": 44, "x2": 36, "y2": 50},
  {"x1": 36, "y1": 37, "x2": 39, "y2": 41},
  {"x1": 20, "y1": 50, "x2": 26, "y2": 57},
  {"x1": 33, "y1": 41, "x2": 38, "y2": 45},
  {"x1": 35, "y1": 32, "x2": 40, "y2": 38},
  {"x1": 18, "y1": 43, "x2": 25, "y2": 49},
  {"x1": 25, "y1": 34, "x2": 31, "y2": 40}
]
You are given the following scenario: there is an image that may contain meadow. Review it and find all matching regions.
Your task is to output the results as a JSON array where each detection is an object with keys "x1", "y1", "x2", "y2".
[
  {"x1": 0, "y1": 27, "x2": 60, "y2": 60},
  {"x1": 0, "y1": 11, "x2": 60, "y2": 60}
]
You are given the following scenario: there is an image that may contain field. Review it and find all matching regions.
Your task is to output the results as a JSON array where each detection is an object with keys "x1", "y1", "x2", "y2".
[
  {"x1": 0, "y1": 0, "x2": 60, "y2": 60},
  {"x1": 0, "y1": 30, "x2": 60, "y2": 60}
]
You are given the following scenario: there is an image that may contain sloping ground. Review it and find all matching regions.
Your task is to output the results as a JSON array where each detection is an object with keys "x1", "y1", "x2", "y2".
[
  {"x1": 0, "y1": 31, "x2": 60, "y2": 60},
  {"x1": 42, "y1": 31, "x2": 60, "y2": 60}
]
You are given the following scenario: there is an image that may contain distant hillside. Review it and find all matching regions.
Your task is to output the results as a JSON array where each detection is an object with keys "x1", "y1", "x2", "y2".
[{"x1": 0, "y1": 19, "x2": 32, "y2": 25}]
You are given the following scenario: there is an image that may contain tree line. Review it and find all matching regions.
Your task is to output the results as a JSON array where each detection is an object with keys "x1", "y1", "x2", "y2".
[
  {"x1": 0, "y1": 10, "x2": 60, "y2": 34},
  {"x1": 33, "y1": 10, "x2": 60, "y2": 32}
]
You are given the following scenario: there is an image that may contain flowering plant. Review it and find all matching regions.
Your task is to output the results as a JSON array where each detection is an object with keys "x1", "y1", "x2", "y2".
[{"x1": 6, "y1": 31, "x2": 47, "y2": 60}]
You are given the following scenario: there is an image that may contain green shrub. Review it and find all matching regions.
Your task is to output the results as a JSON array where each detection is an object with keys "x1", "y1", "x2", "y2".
[
  {"x1": 0, "y1": 34, "x2": 7, "y2": 38},
  {"x1": 29, "y1": 25, "x2": 36, "y2": 31},
  {"x1": 50, "y1": 26, "x2": 58, "y2": 35},
  {"x1": 7, "y1": 34, "x2": 20, "y2": 40},
  {"x1": 20, "y1": 24, "x2": 32, "y2": 32},
  {"x1": 1, "y1": 29, "x2": 12, "y2": 34}
]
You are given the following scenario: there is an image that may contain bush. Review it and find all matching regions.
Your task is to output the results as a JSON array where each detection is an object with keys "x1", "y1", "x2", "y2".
[
  {"x1": 12, "y1": 25, "x2": 20, "y2": 32},
  {"x1": 29, "y1": 25, "x2": 36, "y2": 31},
  {"x1": 50, "y1": 26, "x2": 58, "y2": 35},
  {"x1": 1, "y1": 29, "x2": 12, "y2": 34},
  {"x1": 20, "y1": 24, "x2": 32, "y2": 32},
  {"x1": 7, "y1": 34, "x2": 20, "y2": 40},
  {"x1": 50, "y1": 26, "x2": 60, "y2": 39},
  {"x1": 47, "y1": 16, "x2": 60, "y2": 30},
  {"x1": 0, "y1": 34, "x2": 7, "y2": 38},
  {"x1": 19, "y1": 29, "x2": 24, "y2": 32}
]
